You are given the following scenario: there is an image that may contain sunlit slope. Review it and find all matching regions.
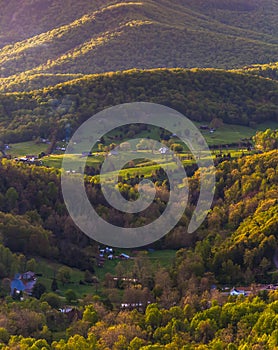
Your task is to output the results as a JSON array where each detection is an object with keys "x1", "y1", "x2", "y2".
[
  {"x1": 235, "y1": 61, "x2": 278, "y2": 80},
  {"x1": 0, "y1": 68, "x2": 277, "y2": 142},
  {"x1": 0, "y1": 0, "x2": 278, "y2": 80}
]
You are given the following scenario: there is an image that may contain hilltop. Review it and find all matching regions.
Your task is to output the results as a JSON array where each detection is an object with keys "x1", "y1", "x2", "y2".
[
  {"x1": 0, "y1": 68, "x2": 277, "y2": 143},
  {"x1": 1, "y1": 0, "x2": 278, "y2": 82},
  {"x1": 235, "y1": 61, "x2": 278, "y2": 80}
]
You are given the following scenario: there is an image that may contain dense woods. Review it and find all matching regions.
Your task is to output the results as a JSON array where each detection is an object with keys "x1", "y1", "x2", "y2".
[
  {"x1": 0, "y1": 1, "x2": 277, "y2": 348},
  {"x1": 0, "y1": 68, "x2": 277, "y2": 143},
  {"x1": 0, "y1": 0, "x2": 278, "y2": 80},
  {"x1": 238, "y1": 62, "x2": 278, "y2": 81},
  {"x1": 0, "y1": 149, "x2": 276, "y2": 283},
  {"x1": 0, "y1": 146, "x2": 276, "y2": 347},
  {"x1": 0, "y1": 292, "x2": 278, "y2": 348}
]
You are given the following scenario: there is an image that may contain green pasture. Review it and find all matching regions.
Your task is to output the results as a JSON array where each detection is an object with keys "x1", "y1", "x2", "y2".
[
  {"x1": 33, "y1": 249, "x2": 177, "y2": 299},
  {"x1": 196, "y1": 121, "x2": 278, "y2": 146},
  {"x1": 35, "y1": 258, "x2": 96, "y2": 299},
  {"x1": 8, "y1": 141, "x2": 48, "y2": 157},
  {"x1": 6, "y1": 121, "x2": 277, "y2": 175}
]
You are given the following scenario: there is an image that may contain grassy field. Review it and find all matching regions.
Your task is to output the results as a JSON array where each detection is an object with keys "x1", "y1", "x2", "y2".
[
  {"x1": 42, "y1": 153, "x2": 103, "y2": 169},
  {"x1": 35, "y1": 258, "x2": 95, "y2": 298},
  {"x1": 195, "y1": 121, "x2": 278, "y2": 145},
  {"x1": 8, "y1": 121, "x2": 277, "y2": 158},
  {"x1": 6, "y1": 121, "x2": 277, "y2": 178},
  {"x1": 8, "y1": 141, "x2": 48, "y2": 157},
  {"x1": 32, "y1": 249, "x2": 177, "y2": 300},
  {"x1": 40, "y1": 148, "x2": 253, "y2": 181}
]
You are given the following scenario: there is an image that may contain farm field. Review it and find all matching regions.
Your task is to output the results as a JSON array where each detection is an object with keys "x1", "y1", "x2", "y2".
[
  {"x1": 7, "y1": 121, "x2": 277, "y2": 171},
  {"x1": 32, "y1": 249, "x2": 177, "y2": 300},
  {"x1": 8, "y1": 141, "x2": 48, "y2": 157}
]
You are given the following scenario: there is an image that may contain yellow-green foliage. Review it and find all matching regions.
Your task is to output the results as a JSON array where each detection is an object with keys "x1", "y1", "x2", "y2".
[
  {"x1": 0, "y1": 68, "x2": 277, "y2": 143},
  {"x1": 0, "y1": 0, "x2": 278, "y2": 81}
]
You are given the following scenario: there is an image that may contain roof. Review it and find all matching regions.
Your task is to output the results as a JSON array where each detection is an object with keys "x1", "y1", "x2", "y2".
[
  {"x1": 120, "y1": 253, "x2": 130, "y2": 258},
  {"x1": 11, "y1": 279, "x2": 25, "y2": 292},
  {"x1": 10, "y1": 271, "x2": 37, "y2": 296}
]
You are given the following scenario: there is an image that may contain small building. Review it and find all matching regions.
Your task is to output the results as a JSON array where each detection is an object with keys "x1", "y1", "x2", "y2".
[
  {"x1": 120, "y1": 253, "x2": 130, "y2": 260},
  {"x1": 230, "y1": 287, "x2": 246, "y2": 296},
  {"x1": 159, "y1": 147, "x2": 169, "y2": 155},
  {"x1": 10, "y1": 271, "x2": 37, "y2": 297},
  {"x1": 121, "y1": 302, "x2": 143, "y2": 311}
]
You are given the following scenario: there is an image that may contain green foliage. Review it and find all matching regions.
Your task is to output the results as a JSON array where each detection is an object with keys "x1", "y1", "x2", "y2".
[
  {"x1": 0, "y1": 327, "x2": 9, "y2": 343},
  {"x1": 0, "y1": 212, "x2": 54, "y2": 258},
  {"x1": 253, "y1": 129, "x2": 278, "y2": 151},
  {"x1": 32, "y1": 282, "x2": 47, "y2": 300},
  {"x1": 0, "y1": 69, "x2": 277, "y2": 143},
  {"x1": 51, "y1": 278, "x2": 58, "y2": 292},
  {"x1": 0, "y1": 0, "x2": 278, "y2": 85},
  {"x1": 82, "y1": 305, "x2": 98, "y2": 326},
  {"x1": 57, "y1": 267, "x2": 71, "y2": 286},
  {"x1": 41, "y1": 292, "x2": 61, "y2": 309},
  {"x1": 64, "y1": 289, "x2": 77, "y2": 304}
]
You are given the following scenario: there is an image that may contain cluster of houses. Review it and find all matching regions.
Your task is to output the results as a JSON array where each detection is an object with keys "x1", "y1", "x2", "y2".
[
  {"x1": 97, "y1": 247, "x2": 130, "y2": 267},
  {"x1": 14, "y1": 154, "x2": 42, "y2": 165}
]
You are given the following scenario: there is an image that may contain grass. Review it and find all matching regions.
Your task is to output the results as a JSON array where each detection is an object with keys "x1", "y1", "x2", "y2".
[
  {"x1": 257, "y1": 121, "x2": 278, "y2": 131},
  {"x1": 42, "y1": 153, "x2": 103, "y2": 169},
  {"x1": 40, "y1": 148, "x2": 252, "y2": 180},
  {"x1": 32, "y1": 249, "x2": 177, "y2": 299},
  {"x1": 144, "y1": 249, "x2": 176, "y2": 268},
  {"x1": 7, "y1": 121, "x2": 277, "y2": 177},
  {"x1": 8, "y1": 141, "x2": 48, "y2": 157},
  {"x1": 195, "y1": 121, "x2": 278, "y2": 146},
  {"x1": 35, "y1": 258, "x2": 96, "y2": 298}
]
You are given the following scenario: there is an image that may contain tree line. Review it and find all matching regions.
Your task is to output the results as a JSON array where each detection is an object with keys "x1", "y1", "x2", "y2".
[{"x1": 0, "y1": 69, "x2": 277, "y2": 143}]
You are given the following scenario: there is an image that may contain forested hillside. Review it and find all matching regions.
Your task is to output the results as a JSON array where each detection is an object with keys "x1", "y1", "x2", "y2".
[
  {"x1": 237, "y1": 61, "x2": 278, "y2": 80},
  {"x1": 0, "y1": 149, "x2": 277, "y2": 284},
  {"x1": 0, "y1": 0, "x2": 278, "y2": 80},
  {"x1": 0, "y1": 68, "x2": 277, "y2": 143},
  {"x1": 0, "y1": 1, "x2": 277, "y2": 348},
  {"x1": 0, "y1": 147, "x2": 277, "y2": 347}
]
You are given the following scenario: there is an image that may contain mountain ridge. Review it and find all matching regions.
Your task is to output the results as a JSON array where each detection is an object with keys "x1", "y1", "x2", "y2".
[
  {"x1": 0, "y1": 68, "x2": 277, "y2": 143},
  {"x1": 1, "y1": 0, "x2": 278, "y2": 80}
]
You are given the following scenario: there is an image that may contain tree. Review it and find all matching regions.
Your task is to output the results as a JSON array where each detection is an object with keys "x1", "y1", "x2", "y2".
[
  {"x1": 5, "y1": 187, "x2": 18, "y2": 211},
  {"x1": 51, "y1": 278, "x2": 58, "y2": 292},
  {"x1": 41, "y1": 292, "x2": 61, "y2": 309},
  {"x1": 1, "y1": 278, "x2": 11, "y2": 297},
  {"x1": 114, "y1": 335, "x2": 128, "y2": 350},
  {"x1": 145, "y1": 304, "x2": 162, "y2": 329},
  {"x1": 65, "y1": 289, "x2": 77, "y2": 304},
  {"x1": 82, "y1": 305, "x2": 98, "y2": 326},
  {"x1": 0, "y1": 327, "x2": 9, "y2": 344},
  {"x1": 129, "y1": 337, "x2": 146, "y2": 350},
  {"x1": 26, "y1": 258, "x2": 37, "y2": 272},
  {"x1": 253, "y1": 129, "x2": 278, "y2": 151},
  {"x1": 84, "y1": 270, "x2": 93, "y2": 283},
  {"x1": 196, "y1": 319, "x2": 217, "y2": 344},
  {"x1": 209, "y1": 117, "x2": 224, "y2": 129},
  {"x1": 170, "y1": 143, "x2": 183, "y2": 153},
  {"x1": 57, "y1": 266, "x2": 71, "y2": 286},
  {"x1": 32, "y1": 282, "x2": 46, "y2": 299}
]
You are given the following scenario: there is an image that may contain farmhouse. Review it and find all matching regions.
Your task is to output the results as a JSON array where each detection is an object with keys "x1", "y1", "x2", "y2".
[{"x1": 10, "y1": 271, "x2": 37, "y2": 297}]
